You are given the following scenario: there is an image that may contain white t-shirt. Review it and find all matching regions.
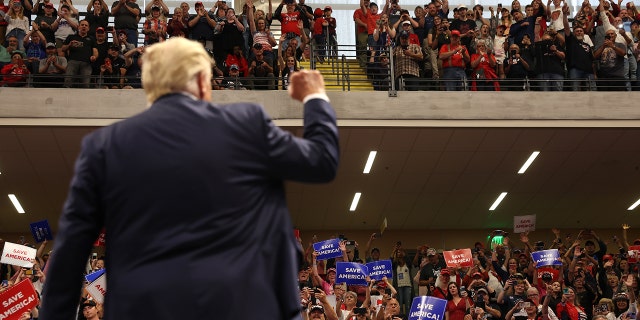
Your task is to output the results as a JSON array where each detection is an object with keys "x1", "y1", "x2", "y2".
[
  {"x1": 397, "y1": 265, "x2": 412, "y2": 287},
  {"x1": 55, "y1": 18, "x2": 78, "y2": 41}
]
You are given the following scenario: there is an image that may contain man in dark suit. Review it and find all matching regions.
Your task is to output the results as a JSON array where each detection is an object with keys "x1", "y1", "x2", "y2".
[{"x1": 40, "y1": 37, "x2": 339, "y2": 320}]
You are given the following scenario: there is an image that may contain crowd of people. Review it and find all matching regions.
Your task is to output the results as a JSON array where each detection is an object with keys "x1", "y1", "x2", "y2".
[
  {"x1": 292, "y1": 226, "x2": 640, "y2": 320},
  {"x1": 360, "y1": 0, "x2": 640, "y2": 91},
  {"x1": 3, "y1": 226, "x2": 640, "y2": 320},
  {"x1": 0, "y1": 0, "x2": 335, "y2": 89},
  {"x1": 1, "y1": 0, "x2": 638, "y2": 90}
]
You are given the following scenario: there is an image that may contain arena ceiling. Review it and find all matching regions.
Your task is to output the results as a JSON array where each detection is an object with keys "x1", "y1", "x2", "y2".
[{"x1": 1, "y1": 126, "x2": 640, "y2": 235}]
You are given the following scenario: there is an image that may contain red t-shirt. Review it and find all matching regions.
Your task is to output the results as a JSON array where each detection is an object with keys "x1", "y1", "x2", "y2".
[
  {"x1": 281, "y1": 11, "x2": 301, "y2": 35},
  {"x1": 353, "y1": 9, "x2": 367, "y2": 34},
  {"x1": 440, "y1": 44, "x2": 467, "y2": 68},
  {"x1": 364, "y1": 10, "x2": 381, "y2": 35}
]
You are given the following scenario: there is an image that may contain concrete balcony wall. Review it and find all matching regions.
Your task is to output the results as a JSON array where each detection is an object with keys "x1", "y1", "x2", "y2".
[{"x1": 1, "y1": 88, "x2": 640, "y2": 127}]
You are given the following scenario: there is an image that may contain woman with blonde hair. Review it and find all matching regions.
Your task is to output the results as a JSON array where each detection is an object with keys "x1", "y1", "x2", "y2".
[
  {"x1": 594, "y1": 298, "x2": 617, "y2": 320},
  {"x1": 4, "y1": 1, "x2": 29, "y2": 50},
  {"x1": 167, "y1": 7, "x2": 188, "y2": 37}
]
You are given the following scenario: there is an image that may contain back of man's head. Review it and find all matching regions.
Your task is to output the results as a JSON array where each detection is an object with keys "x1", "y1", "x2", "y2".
[{"x1": 142, "y1": 37, "x2": 214, "y2": 104}]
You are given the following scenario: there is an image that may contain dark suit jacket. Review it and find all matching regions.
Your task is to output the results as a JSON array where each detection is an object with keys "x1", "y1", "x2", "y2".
[{"x1": 40, "y1": 93, "x2": 339, "y2": 320}]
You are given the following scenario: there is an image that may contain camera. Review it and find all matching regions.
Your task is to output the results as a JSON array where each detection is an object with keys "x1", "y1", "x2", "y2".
[
  {"x1": 541, "y1": 272, "x2": 553, "y2": 282},
  {"x1": 597, "y1": 303, "x2": 609, "y2": 312},
  {"x1": 475, "y1": 291, "x2": 486, "y2": 308},
  {"x1": 310, "y1": 287, "x2": 322, "y2": 304},
  {"x1": 510, "y1": 49, "x2": 516, "y2": 57},
  {"x1": 354, "y1": 308, "x2": 367, "y2": 315}
]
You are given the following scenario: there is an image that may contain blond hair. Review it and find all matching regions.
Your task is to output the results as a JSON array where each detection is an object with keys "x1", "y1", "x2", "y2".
[{"x1": 141, "y1": 37, "x2": 214, "y2": 104}]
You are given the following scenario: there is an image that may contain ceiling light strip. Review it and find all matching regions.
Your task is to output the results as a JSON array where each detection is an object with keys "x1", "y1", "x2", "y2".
[
  {"x1": 518, "y1": 151, "x2": 540, "y2": 174},
  {"x1": 8, "y1": 194, "x2": 25, "y2": 213},
  {"x1": 350, "y1": 192, "x2": 362, "y2": 211},
  {"x1": 628, "y1": 198, "x2": 640, "y2": 211},
  {"x1": 363, "y1": 151, "x2": 377, "y2": 174},
  {"x1": 489, "y1": 192, "x2": 508, "y2": 211}
]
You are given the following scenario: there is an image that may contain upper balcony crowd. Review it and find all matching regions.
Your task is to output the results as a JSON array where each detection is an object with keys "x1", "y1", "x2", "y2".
[{"x1": 0, "y1": 0, "x2": 638, "y2": 90}]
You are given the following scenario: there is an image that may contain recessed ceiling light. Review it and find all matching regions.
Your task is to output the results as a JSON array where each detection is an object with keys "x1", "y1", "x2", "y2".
[
  {"x1": 518, "y1": 151, "x2": 540, "y2": 174},
  {"x1": 489, "y1": 192, "x2": 508, "y2": 211},
  {"x1": 8, "y1": 194, "x2": 25, "y2": 213},
  {"x1": 350, "y1": 192, "x2": 362, "y2": 211},
  {"x1": 363, "y1": 151, "x2": 377, "y2": 174},
  {"x1": 628, "y1": 198, "x2": 640, "y2": 211}
]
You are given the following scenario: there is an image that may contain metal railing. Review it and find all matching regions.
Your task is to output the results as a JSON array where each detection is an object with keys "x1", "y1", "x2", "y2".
[{"x1": 6, "y1": 42, "x2": 637, "y2": 93}]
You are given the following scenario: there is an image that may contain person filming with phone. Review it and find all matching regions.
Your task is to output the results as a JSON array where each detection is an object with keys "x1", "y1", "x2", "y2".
[
  {"x1": 505, "y1": 298, "x2": 541, "y2": 320},
  {"x1": 466, "y1": 287, "x2": 502, "y2": 320}
]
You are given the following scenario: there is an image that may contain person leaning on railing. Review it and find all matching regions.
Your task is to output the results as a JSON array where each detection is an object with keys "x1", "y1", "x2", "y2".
[
  {"x1": 37, "y1": 41, "x2": 66, "y2": 87},
  {"x1": 393, "y1": 30, "x2": 422, "y2": 90},
  {"x1": 439, "y1": 29, "x2": 469, "y2": 91}
]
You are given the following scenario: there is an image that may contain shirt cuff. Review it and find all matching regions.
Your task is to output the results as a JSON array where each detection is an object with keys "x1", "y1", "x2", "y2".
[{"x1": 303, "y1": 93, "x2": 330, "y2": 104}]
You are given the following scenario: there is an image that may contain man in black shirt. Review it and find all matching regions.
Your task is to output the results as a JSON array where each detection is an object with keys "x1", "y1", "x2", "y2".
[
  {"x1": 247, "y1": 44, "x2": 275, "y2": 90},
  {"x1": 99, "y1": 44, "x2": 127, "y2": 88},
  {"x1": 188, "y1": 1, "x2": 216, "y2": 51},
  {"x1": 61, "y1": 19, "x2": 98, "y2": 88},
  {"x1": 111, "y1": 0, "x2": 141, "y2": 46},
  {"x1": 562, "y1": 4, "x2": 595, "y2": 91},
  {"x1": 533, "y1": 17, "x2": 565, "y2": 91},
  {"x1": 450, "y1": 4, "x2": 476, "y2": 51}
]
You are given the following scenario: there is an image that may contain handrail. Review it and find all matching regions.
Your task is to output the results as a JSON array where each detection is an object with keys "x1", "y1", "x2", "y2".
[{"x1": 341, "y1": 54, "x2": 349, "y2": 91}]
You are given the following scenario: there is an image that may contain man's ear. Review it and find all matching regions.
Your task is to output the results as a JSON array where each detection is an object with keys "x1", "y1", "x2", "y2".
[{"x1": 196, "y1": 71, "x2": 213, "y2": 101}]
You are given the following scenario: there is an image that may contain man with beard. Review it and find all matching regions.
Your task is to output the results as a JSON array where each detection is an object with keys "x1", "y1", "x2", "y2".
[
  {"x1": 37, "y1": 42, "x2": 66, "y2": 86},
  {"x1": 562, "y1": 3, "x2": 595, "y2": 91}
]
